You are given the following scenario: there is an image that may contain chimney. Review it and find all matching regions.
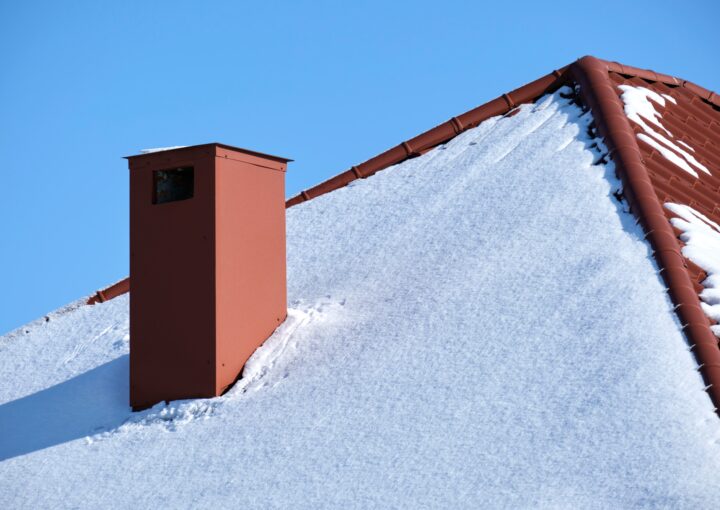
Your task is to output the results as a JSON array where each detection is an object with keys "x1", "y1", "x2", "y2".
[{"x1": 126, "y1": 143, "x2": 290, "y2": 410}]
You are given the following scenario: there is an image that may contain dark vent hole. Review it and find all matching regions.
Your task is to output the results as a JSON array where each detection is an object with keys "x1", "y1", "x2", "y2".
[{"x1": 153, "y1": 167, "x2": 194, "y2": 204}]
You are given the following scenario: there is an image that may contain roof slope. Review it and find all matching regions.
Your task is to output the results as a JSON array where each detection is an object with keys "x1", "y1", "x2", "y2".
[
  {"x1": 285, "y1": 60, "x2": 720, "y2": 412},
  {"x1": 2, "y1": 87, "x2": 720, "y2": 507}
]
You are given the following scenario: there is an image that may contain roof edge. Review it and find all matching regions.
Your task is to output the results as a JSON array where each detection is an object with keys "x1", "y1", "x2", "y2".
[
  {"x1": 286, "y1": 66, "x2": 572, "y2": 207},
  {"x1": 603, "y1": 59, "x2": 720, "y2": 108},
  {"x1": 87, "y1": 278, "x2": 129, "y2": 305},
  {"x1": 286, "y1": 56, "x2": 719, "y2": 208},
  {"x1": 571, "y1": 55, "x2": 720, "y2": 414}
]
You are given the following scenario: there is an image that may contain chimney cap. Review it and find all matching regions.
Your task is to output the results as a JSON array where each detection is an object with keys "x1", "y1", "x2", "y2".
[{"x1": 124, "y1": 142, "x2": 293, "y2": 163}]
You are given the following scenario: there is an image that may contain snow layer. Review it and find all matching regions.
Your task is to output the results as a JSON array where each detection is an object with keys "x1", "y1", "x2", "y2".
[
  {"x1": 2, "y1": 90, "x2": 720, "y2": 509},
  {"x1": 666, "y1": 202, "x2": 720, "y2": 336},
  {"x1": 618, "y1": 85, "x2": 710, "y2": 178},
  {"x1": 139, "y1": 145, "x2": 186, "y2": 154}
]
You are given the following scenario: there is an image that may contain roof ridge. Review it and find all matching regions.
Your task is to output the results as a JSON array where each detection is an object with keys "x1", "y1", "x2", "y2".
[
  {"x1": 602, "y1": 58, "x2": 720, "y2": 107},
  {"x1": 286, "y1": 56, "x2": 719, "y2": 208},
  {"x1": 285, "y1": 67, "x2": 569, "y2": 207},
  {"x1": 571, "y1": 56, "x2": 720, "y2": 414}
]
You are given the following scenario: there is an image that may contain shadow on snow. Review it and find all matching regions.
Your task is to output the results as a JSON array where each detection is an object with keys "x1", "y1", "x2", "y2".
[{"x1": 0, "y1": 355, "x2": 130, "y2": 461}]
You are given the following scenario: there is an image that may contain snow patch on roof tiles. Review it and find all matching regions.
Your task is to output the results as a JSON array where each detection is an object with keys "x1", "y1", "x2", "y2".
[
  {"x1": 666, "y1": 202, "x2": 720, "y2": 336},
  {"x1": 618, "y1": 85, "x2": 710, "y2": 178},
  {"x1": 677, "y1": 139, "x2": 695, "y2": 152}
]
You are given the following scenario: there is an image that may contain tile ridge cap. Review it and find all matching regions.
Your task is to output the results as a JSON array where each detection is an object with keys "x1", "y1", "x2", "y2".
[
  {"x1": 581, "y1": 55, "x2": 720, "y2": 107},
  {"x1": 286, "y1": 65, "x2": 572, "y2": 207},
  {"x1": 570, "y1": 55, "x2": 720, "y2": 415}
]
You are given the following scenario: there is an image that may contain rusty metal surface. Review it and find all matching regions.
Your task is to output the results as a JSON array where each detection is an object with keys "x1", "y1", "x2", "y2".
[{"x1": 128, "y1": 143, "x2": 287, "y2": 409}]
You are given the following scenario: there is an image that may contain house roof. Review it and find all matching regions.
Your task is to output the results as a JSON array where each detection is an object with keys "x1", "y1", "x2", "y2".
[
  {"x1": 5, "y1": 63, "x2": 720, "y2": 506},
  {"x1": 91, "y1": 55, "x2": 720, "y2": 415}
]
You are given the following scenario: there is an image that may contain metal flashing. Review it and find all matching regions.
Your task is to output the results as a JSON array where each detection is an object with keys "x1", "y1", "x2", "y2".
[{"x1": 125, "y1": 143, "x2": 292, "y2": 164}]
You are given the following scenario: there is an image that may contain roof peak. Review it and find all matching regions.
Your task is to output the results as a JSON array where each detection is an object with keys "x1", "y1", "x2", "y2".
[{"x1": 286, "y1": 56, "x2": 718, "y2": 208}]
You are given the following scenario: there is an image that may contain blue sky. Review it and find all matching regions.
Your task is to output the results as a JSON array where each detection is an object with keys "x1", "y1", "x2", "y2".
[{"x1": 1, "y1": 0, "x2": 717, "y2": 334}]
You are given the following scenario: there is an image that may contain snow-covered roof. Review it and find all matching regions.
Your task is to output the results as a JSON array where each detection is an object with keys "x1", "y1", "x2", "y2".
[{"x1": 2, "y1": 57, "x2": 720, "y2": 507}]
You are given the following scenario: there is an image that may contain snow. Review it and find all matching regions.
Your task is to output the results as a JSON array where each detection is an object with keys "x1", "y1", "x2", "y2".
[
  {"x1": 618, "y1": 85, "x2": 710, "y2": 178},
  {"x1": 666, "y1": 202, "x2": 720, "y2": 336},
  {"x1": 678, "y1": 139, "x2": 695, "y2": 152},
  {"x1": 139, "y1": 145, "x2": 186, "y2": 154},
  {"x1": 2, "y1": 89, "x2": 720, "y2": 508}
]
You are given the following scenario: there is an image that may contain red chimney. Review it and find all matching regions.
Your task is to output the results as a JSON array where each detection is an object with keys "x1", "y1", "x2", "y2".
[{"x1": 127, "y1": 143, "x2": 290, "y2": 410}]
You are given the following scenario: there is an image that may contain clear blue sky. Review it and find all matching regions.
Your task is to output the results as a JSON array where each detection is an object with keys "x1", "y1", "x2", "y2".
[{"x1": 1, "y1": 0, "x2": 717, "y2": 334}]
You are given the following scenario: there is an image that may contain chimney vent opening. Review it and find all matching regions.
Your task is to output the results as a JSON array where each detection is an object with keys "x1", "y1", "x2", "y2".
[{"x1": 153, "y1": 167, "x2": 194, "y2": 204}]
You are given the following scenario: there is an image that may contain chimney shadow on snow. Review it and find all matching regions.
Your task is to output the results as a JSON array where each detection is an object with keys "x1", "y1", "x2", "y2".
[{"x1": 0, "y1": 355, "x2": 130, "y2": 461}]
